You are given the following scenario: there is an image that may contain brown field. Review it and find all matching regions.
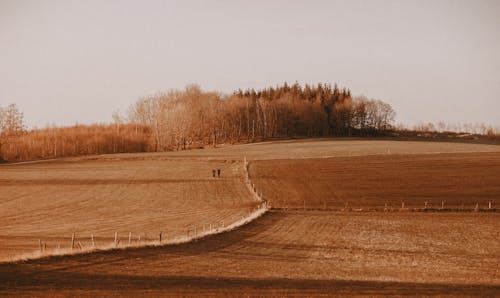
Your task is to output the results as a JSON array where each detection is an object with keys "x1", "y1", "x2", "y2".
[
  {"x1": 249, "y1": 152, "x2": 500, "y2": 209},
  {"x1": 1, "y1": 139, "x2": 499, "y2": 296},
  {"x1": 91, "y1": 138, "x2": 500, "y2": 161},
  {"x1": 1, "y1": 211, "x2": 499, "y2": 296},
  {"x1": 0, "y1": 158, "x2": 258, "y2": 260}
]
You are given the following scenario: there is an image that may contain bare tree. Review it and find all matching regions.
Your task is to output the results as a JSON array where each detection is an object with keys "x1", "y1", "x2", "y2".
[{"x1": 1, "y1": 104, "x2": 25, "y2": 135}]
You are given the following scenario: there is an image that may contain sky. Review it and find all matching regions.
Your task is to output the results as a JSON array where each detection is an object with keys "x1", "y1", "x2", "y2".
[{"x1": 1, "y1": 0, "x2": 499, "y2": 128}]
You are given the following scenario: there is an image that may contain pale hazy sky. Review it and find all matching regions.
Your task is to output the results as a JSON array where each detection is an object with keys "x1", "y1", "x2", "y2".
[{"x1": 1, "y1": 0, "x2": 499, "y2": 128}]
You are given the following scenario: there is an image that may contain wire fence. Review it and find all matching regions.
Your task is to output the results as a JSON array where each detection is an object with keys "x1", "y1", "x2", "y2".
[
  {"x1": 10, "y1": 157, "x2": 270, "y2": 262},
  {"x1": 271, "y1": 201, "x2": 497, "y2": 212}
]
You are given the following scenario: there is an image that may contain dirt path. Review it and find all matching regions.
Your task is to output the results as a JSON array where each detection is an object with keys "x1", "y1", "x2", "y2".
[
  {"x1": 2, "y1": 140, "x2": 500, "y2": 296},
  {"x1": 0, "y1": 158, "x2": 260, "y2": 261}
]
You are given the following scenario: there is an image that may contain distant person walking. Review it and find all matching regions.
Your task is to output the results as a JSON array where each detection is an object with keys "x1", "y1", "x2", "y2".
[
  {"x1": 212, "y1": 169, "x2": 216, "y2": 178},
  {"x1": 217, "y1": 169, "x2": 221, "y2": 178}
]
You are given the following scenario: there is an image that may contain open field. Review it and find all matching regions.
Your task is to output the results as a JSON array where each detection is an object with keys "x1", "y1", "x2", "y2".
[
  {"x1": 1, "y1": 211, "x2": 499, "y2": 296},
  {"x1": 0, "y1": 158, "x2": 259, "y2": 260},
  {"x1": 1, "y1": 139, "x2": 499, "y2": 296},
  {"x1": 79, "y1": 138, "x2": 500, "y2": 161},
  {"x1": 249, "y1": 152, "x2": 500, "y2": 209}
]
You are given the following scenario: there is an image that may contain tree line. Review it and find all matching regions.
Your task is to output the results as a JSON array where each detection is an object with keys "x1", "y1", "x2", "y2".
[
  {"x1": 128, "y1": 83, "x2": 396, "y2": 152},
  {"x1": 1, "y1": 82, "x2": 396, "y2": 162},
  {"x1": 0, "y1": 104, "x2": 149, "y2": 162}
]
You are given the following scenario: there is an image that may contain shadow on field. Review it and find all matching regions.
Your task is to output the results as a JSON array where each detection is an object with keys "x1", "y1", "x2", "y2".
[
  {"x1": 0, "y1": 211, "x2": 286, "y2": 270},
  {"x1": 1, "y1": 269, "x2": 499, "y2": 296},
  {"x1": 1, "y1": 211, "x2": 499, "y2": 296}
]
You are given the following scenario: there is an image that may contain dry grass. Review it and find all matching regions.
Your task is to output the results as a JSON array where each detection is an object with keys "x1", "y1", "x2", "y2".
[
  {"x1": 3, "y1": 206, "x2": 268, "y2": 264},
  {"x1": 78, "y1": 138, "x2": 500, "y2": 161},
  {"x1": 0, "y1": 158, "x2": 260, "y2": 261},
  {"x1": 1, "y1": 139, "x2": 499, "y2": 296}
]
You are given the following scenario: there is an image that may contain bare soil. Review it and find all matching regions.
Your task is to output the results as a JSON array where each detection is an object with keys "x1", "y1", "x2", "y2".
[
  {"x1": 1, "y1": 211, "x2": 498, "y2": 296},
  {"x1": 0, "y1": 159, "x2": 258, "y2": 260},
  {"x1": 1, "y1": 139, "x2": 499, "y2": 296},
  {"x1": 249, "y1": 152, "x2": 500, "y2": 209}
]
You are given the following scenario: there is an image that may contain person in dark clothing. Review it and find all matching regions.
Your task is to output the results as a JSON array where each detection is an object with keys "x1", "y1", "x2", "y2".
[
  {"x1": 212, "y1": 169, "x2": 216, "y2": 178},
  {"x1": 217, "y1": 169, "x2": 221, "y2": 178}
]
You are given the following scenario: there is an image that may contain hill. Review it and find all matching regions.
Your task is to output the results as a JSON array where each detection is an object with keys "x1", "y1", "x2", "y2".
[{"x1": 1, "y1": 139, "x2": 499, "y2": 296}]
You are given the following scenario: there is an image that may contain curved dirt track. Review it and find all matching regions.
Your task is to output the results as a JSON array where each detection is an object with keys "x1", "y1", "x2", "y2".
[
  {"x1": 1, "y1": 139, "x2": 500, "y2": 296},
  {"x1": 0, "y1": 158, "x2": 258, "y2": 260},
  {"x1": 1, "y1": 210, "x2": 499, "y2": 296}
]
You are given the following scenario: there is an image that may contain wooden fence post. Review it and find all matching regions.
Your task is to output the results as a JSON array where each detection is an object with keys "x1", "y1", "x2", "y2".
[
  {"x1": 128, "y1": 232, "x2": 132, "y2": 245},
  {"x1": 71, "y1": 233, "x2": 75, "y2": 250},
  {"x1": 159, "y1": 232, "x2": 162, "y2": 244},
  {"x1": 91, "y1": 234, "x2": 95, "y2": 248},
  {"x1": 114, "y1": 232, "x2": 118, "y2": 247},
  {"x1": 489, "y1": 202, "x2": 492, "y2": 209}
]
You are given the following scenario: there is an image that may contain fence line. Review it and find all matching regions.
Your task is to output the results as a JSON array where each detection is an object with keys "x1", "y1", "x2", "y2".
[
  {"x1": 272, "y1": 201, "x2": 496, "y2": 213},
  {"x1": 6, "y1": 157, "x2": 270, "y2": 263},
  {"x1": 243, "y1": 156, "x2": 270, "y2": 208}
]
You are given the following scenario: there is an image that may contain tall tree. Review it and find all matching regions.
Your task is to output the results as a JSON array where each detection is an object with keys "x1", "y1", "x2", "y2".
[
  {"x1": 0, "y1": 104, "x2": 25, "y2": 161},
  {"x1": 1, "y1": 104, "x2": 24, "y2": 136}
]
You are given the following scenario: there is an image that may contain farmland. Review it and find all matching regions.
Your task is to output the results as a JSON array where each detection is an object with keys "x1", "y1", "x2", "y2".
[
  {"x1": 1, "y1": 211, "x2": 498, "y2": 296},
  {"x1": 0, "y1": 158, "x2": 258, "y2": 260},
  {"x1": 1, "y1": 139, "x2": 499, "y2": 296},
  {"x1": 249, "y1": 152, "x2": 500, "y2": 209}
]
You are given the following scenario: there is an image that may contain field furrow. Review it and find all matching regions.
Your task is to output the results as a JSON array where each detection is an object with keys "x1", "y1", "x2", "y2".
[
  {"x1": 1, "y1": 139, "x2": 499, "y2": 296},
  {"x1": 249, "y1": 152, "x2": 500, "y2": 210},
  {"x1": 0, "y1": 159, "x2": 258, "y2": 261}
]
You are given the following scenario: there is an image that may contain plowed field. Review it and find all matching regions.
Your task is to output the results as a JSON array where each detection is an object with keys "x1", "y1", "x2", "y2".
[
  {"x1": 1, "y1": 139, "x2": 499, "y2": 296},
  {"x1": 0, "y1": 159, "x2": 258, "y2": 260},
  {"x1": 249, "y1": 152, "x2": 500, "y2": 209},
  {"x1": 1, "y1": 211, "x2": 498, "y2": 296}
]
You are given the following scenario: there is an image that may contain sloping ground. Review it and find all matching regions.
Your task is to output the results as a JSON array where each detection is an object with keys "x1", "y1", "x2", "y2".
[
  {"x1": 249, "y1": 152, "x2": 500, "y2": 209},
  {"x1": 82, "y1": 138, "x2": 500, "y2": 161},
  {"x1": 1, "y1": 139, "x2": 500, "y2": 296},
  {"x1": 1, "y1": 211, "x2": 498, "y2": 296},
  {"x1": 0, "y1": 158, "x2": 258, "y2": 261}
]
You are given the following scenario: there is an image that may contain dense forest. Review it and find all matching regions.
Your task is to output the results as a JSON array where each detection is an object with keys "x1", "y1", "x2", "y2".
[{"x1": 0, "y1": 82, "x2": 496, "y2": 162}]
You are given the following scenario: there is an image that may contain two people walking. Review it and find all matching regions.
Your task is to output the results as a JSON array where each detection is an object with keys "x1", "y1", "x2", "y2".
[{"x1": 212, "y1": 169, "x2": 221, "y2": 178}]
